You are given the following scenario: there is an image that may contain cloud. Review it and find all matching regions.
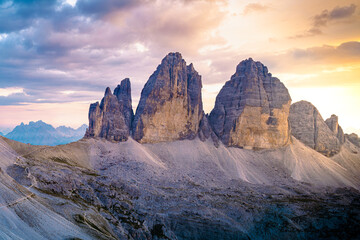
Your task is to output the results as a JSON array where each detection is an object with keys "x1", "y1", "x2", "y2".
[
  {"x1": 313, "y1": 4, "x2": 356, "y2": 27},
  {"x1": 243, "y1": 3, "x2": 269, "y2": 15},
  {"x1": 197, "y1": 40, "x2": 360, "y2": 91},
  {"x1": 291, "y1": 3, "x2": 357, "y2": 38},
  {"x1": 0, "y1": 0, "x2": 227, "y2": 106},
  {"x1": 120, "y1": 0, "x2": 226, "y2": 54},
  {"x1": 257, "y1": 41, "x2": 360, "y2": 88},
  {"x1": 290, "y1": 41, "x2": 360, "y2": 63},
  {"x1": 330, "y1": 4, "x2": 357, "y2": 19},
  {"x1": 0, "y1": 0, "x2": 59, "y2": 33},
  {"x1": 0, "y1": 87, "x2": 24, "y2": 97},
  {"x1": 76, "y1": 0, "x2": 140, "y2": 17}
]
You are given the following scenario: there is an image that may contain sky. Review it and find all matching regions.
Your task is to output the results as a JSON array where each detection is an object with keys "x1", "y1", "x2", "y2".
[{"x1": 0, "y1": 0, "x2": 359, "y2": 135}]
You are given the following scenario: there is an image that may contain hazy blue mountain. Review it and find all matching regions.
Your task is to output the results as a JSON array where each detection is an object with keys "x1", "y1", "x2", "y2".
[
  {"x1": 0, "y1": 127, "x2": 12, "y2": 135},
  {"x1": 0, "y1": 132, "x2": 3, "y2": 136},
  {"x1": 5, "y1": 121, "x2": 87, "y2": 146},
  {"x1": 57, "y1": 124, "x2": 87, "y2": 138}
]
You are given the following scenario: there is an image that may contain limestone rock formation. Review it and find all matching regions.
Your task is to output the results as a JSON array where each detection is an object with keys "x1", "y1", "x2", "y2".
[
  {"x1": 289, "y1": 101, "x2": 341, "y2": 157},
  {"x1": 208, "y1": 58, "x2": 291, "y2": 149},
  {"x1": 114, "y1": 78, "x2": 133, "y2": 130},
  {"x1": 346, "y1": 133, "x2": 360, "y2": 148},
  {"x1": 85, "y1": 78, "x2": 133, "y2": 141},
  {"x1": 325, "y1": 114, "x2": 345, "y2": 144},
  {"x1": 132, "y1": 52, "x2": 203, "y2": 143}
]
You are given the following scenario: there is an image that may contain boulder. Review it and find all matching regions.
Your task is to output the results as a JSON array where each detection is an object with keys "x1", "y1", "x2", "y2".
[
  {"x1": 208, "y1": 58, "x2": 291, "y2": 149},
  {"x1": 132, "y1": 52, "x2": 203, "y2": 143}
]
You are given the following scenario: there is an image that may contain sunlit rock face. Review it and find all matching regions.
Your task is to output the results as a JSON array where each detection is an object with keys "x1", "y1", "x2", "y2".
[
  {"x1": 85, "y1": 78, "x2": 133, "y2": 142},
  {"x1": 208, "y1": 58, "x2": 291, "y2": 149},
  {"x1": 325, "y1": 114, "x2": 345, "y2": 144},
  {"x1": 289, "y1": 101, "x2": 341, "y2": 157},
  {"x1": 132, "y1": 52, "x2": 203, "y2": 143}
]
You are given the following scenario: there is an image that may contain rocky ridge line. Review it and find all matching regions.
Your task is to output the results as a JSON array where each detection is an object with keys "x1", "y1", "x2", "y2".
[{"x1": 85, "y1": 53, "x2": 354, "y2": 155}]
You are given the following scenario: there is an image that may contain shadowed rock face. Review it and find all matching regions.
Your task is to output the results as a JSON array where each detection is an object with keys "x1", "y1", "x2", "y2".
[
  {"x1": 198, "y1": 114, "x2": 220, "y2": 147},
  {"x1": 208, "y1": 58, "x2": 291, "y2": 149},
  {"x1": 132, "y1": 52, "x2": 203, "y2": 143},
  {"x1": 289, "y1": 101, "x2": 341, "y2": 157},
  {"x1": 346, "y1": 133, "x2": 360, "y2": 147},
  {"x1": 325, "y1": 114, "x2": 345, "y2": 144},
  {"x1": 85, "y1": 78, "x2": 133, "y2": 141},
  {"x1": 114, "y1": 79, "x2": 133, "y2": 130}
]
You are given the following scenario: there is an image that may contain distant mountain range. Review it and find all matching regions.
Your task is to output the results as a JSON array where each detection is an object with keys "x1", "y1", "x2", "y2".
[{"x1": 4, "y1": 120, "x2": 87, "y2": 146}]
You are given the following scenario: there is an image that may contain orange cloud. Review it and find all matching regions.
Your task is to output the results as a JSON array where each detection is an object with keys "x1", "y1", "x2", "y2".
[
  {"x1": 243, "y1": 3, "x2": 270, "y2": 15},
  {"x1": 291, "y1": 3, "x2": 357, "y2": 38}
]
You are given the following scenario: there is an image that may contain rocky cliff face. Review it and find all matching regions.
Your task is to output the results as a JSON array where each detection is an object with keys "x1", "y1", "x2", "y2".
[
  {"x1": 132, "y1": 52, "x2": 203, "y2": 143},
  {"x1": 208, "y1": 58, "x2": 291, "y2": 149},
  {"x1": 85, "y1": 78, "x2": 133, "y2": 142},
  {"x1": 346, "y1": 133, "x2": 360, "y2": 148},
  {"x1": 289, "y1": 101, "x2": 341, "y2": 157},
  {"x1": 325, "y1": 114, "x2": 345, "y2": 144}
]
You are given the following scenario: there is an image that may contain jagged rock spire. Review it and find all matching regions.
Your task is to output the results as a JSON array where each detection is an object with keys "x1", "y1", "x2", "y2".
[
  {"x1": 85, "y1": 78, "x2": 133, "y2": 142},
  {"x1": 132, "y1": 52, "x2": 203, "y2": 143},
  {"x1": 325, "y1": 114, "x2": 345, "y2": 144}
]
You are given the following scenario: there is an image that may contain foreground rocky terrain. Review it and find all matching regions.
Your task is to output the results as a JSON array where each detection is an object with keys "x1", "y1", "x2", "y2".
[
  {"x1": 1, "y1": 135, "x2": 360, "y2": 239},
  {"x1": 0, "y1": 53, "x2": 359, "y2": 239}
]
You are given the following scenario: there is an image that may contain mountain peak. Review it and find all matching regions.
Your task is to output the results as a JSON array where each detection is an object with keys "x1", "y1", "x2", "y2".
[
  {"x1": 235, "y1": 58, "x2": 271, "y2": 78},
  {"x1": 104, "y1": 87, "x2": 112, "y2": 96},
  {"x1": 132, "y1": 52, "x2": 203, "y2": 143},
  {"x1": 163, "y1": 52, "x2": 182, "y2": 60},
  {"x1": 157, "y1": 52, "x2": 185, "y2": 69},
  {"x1": 209, "y1": 59, "x2": 291, "y2": 149}
]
